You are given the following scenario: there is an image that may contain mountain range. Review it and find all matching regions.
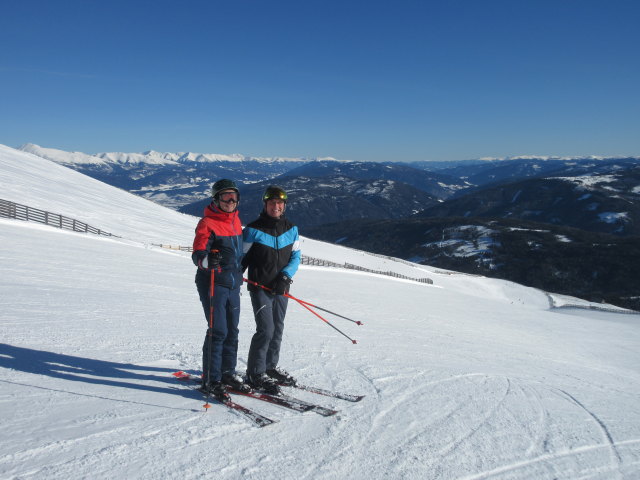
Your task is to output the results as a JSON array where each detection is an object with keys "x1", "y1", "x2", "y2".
[
  {"x1": 16, "y1": 143, "x2": 640, "y2": 310},
  {"x1": 180, "y1": 175, "x2": 441, "y2": 227},
  {"x1": 416, "y1": 166, "x2": 640, "y2": 236},
  {"x1": 306, "y1": 216, "x2": 640, "y2": 310},
  {"x1": 18, "y1": 143, "x2": 310, "y2": 209}
]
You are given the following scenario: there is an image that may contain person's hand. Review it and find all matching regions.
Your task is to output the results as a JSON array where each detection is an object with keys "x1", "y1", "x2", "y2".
[
  {"x1": 207, "y1": 250, "x2": 222, "y2": 269},
  {"x1": 198, "y1": 250, "x2": 221, "y2": 271},
  {"x1": 273, "y1": 273, "x2": 292, "y2": 295}
]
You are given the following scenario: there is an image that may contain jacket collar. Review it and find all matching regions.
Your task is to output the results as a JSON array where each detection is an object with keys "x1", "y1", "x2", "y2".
[
  {"x1": 259, "y1": 210, "x2": 285, "y2": 227},
  {"x1": 204, "y1": 202, "x2": 238, "y2": 223}
]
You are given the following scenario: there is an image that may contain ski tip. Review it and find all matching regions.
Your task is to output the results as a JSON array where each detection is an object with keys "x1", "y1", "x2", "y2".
[
  {"x1": 173, "y1": 371, "x2": 191, "y2": 381},
  {"x1": 356, "y1": 321, "x2": 364, "y2": 326},
  {"x1": 255, "y1": 418, "x2": 277, "y2": 427},
  {"x1": 352, "y1": 339, "x2": 358, "y2": 344}
]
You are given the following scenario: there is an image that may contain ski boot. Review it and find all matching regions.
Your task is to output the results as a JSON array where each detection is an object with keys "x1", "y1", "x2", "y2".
[
  {"x1": 247, "y1": 373, "x2": 281, "y2": 395},
  {"x1": 222, "y1": 372, "x2": 251, "y2": 393},
  {"x1": 266, "y1": 366, "x2": 296, "y2": 386},
  {"x1": 200, "y1": 381, "x2": 231, "y2": 402}
]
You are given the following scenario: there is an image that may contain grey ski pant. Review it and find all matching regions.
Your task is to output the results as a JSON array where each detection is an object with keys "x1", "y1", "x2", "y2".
[{"x1": 246, "y1": 288, "x2": 289, "y2": 376}]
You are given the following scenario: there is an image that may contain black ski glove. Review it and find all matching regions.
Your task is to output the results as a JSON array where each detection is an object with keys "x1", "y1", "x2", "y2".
[
  {"x1": 198, "y1": 250, "x2": 221, "y2": 271},
  {"x1": 207, "y1": 250, "x2": 222, "y2": 269},
  {"x1": 272, "y1": 273, "x2": 292, "y2": 296}
]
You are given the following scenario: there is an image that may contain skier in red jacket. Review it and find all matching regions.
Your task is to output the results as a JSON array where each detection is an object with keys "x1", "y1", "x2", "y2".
[{"x1": 192, "y1": 179, "x2": 250, "y2": 400}]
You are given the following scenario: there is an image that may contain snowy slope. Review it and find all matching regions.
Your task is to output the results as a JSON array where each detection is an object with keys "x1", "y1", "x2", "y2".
[
  {"x1": 1, "y1": 144, "x2": 639, "y2": 480},
  {"x1": 1, "y1": 144, "x2": 195, "y2": 245}
]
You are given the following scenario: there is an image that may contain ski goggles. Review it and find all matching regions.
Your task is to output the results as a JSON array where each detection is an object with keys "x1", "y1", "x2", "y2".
[
  {"x1": 218, "y1": 191, "x2": 239, "y2": 203},
  {"x1": 263, "y1": 189, "x2": 287, "y2": 202}
]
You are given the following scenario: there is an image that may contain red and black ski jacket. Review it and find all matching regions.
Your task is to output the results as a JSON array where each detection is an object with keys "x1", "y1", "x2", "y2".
[{"x1": 191, "y1": 203, "x2": 243, "y2": 289}]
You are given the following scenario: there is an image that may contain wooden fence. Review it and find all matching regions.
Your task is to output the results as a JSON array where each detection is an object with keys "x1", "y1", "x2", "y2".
[
  {"x1": 0, "y1": 198, "x2": 117, "y2": 238},
  {"x1": 1, "y1": 198, "x2": 433, "y2": 285},
  {"x1": 153, "y1": 244, "x2": 193, "y2": 252},
  {"x1": 153, "y1": 244, "x2": 433, "y2": 285},
  {"x1": 301, "y1": 255, "x2": 433, "y2": 284}
]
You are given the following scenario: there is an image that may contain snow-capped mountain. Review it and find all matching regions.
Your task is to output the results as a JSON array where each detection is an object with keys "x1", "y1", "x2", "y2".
[
  {"x1": 21, "y1": 144, "x2": 640, "y2": 212},
  {"x1": 19, "y1": 143, "x2": 316, "y2": 166},
  {"x1": 18, "y1": 143, "x2": 311, "y2": 208}
]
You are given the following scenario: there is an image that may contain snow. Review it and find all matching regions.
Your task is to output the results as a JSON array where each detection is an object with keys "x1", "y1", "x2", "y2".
[
  {"x1": 555, "y1": 234, "x2": 572, "y2": 243},
  {"x1": 422, "y1": 226, "x2": 499, "y2": 262},
  {"x1": 0, "y1": 144, "x2": 195, "y2": 245},
  {"x1": 18, "y1": 143, "x2": 315, "y2": 166},
  {"x1": 598, "y1": 211, "x2": 629, "y2": 224},
  {"x1": 1, "y1": 144, "x2": 640, "y2": 479},
  {"x1": 19, "y1": 143, "x2": 112, "y2": 166},
  {"x1": 511, "y1": 190, "x2": 522, "y2": 203},
  {"x1": 480, "y1": 155, "x2": 618, "y2": 162},
  {"x1": 554, "y1": 175, "x2": 618, "y2": 189}
]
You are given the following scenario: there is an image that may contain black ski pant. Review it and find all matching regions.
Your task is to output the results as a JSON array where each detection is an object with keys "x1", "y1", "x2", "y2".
[
  {"x1": 196, "y1": 275, "x2": 241, "y2": 383},
  {"x1": 246, "y1": 289, "x2": 288, "y2": 376}
]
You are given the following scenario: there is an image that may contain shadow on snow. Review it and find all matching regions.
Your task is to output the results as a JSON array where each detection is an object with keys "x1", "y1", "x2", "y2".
[{"x1": 0, "y1": 343, "x2": 201, "y2": 410}]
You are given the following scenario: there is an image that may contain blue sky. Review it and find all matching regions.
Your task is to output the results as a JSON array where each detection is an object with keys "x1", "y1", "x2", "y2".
[{"x1": 1, "y1": 0, "x2": 639, "y2": 161}]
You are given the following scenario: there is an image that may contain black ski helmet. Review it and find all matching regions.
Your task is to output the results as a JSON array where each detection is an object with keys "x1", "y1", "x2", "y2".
[
  {"x1": 211, "y1": 179, "x2": 240, "y2": 211},
  {"x1": 262, "y1": 185, "x2": 288, "y2": 203},
  {"x1": 212, "y1": 179, "x2": 239, "y2": 198}
]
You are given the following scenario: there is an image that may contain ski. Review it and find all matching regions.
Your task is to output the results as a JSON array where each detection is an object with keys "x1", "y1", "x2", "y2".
[
  {"x1": 215, "y1": 397, "x2": 275, "y2": 428},
  {"x1": 281, "y1": 382, "x2": 365, "y2": 402},
  {"x1": 237, "y1": 389, "x2": 338, "y2": 417},
  {"x1": 278, "y1": 393, "x2": 338, "y2": 417},
  {"x1": 173, "y1": 371, "x2": 275, "y2": 427},
  {"x1": 173, "y1": 371, "x2": 338, "y2": 416},
  {"x1": 227, "y1": 388, "x2": 314, "y2": 413}
]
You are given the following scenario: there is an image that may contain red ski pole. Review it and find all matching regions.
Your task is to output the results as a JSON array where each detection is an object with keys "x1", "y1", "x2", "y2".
[
  {"x1": 243, "y1": 278, "x2": 358, "y2": 344},
  {"x1": 204, "y1": 266, "x2": 216, "y2": 410},
  {"x1": 243, "y1": 278, "x2": 362, "y2": 325},
  {"x1": 204, "y1": 253, "x2": 221, "y2": 410},
  {"x1": 295, "y1": 297, "x2": 358, "y2": 344},
  {"x1": 286, "y1": 295, "x2": 363, "y2": 325}
]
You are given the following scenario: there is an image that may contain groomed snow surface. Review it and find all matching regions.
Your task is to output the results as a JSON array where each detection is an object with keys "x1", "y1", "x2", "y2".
[{"x1": 1, "y1": 144, "x2": 639, "y2": 479}]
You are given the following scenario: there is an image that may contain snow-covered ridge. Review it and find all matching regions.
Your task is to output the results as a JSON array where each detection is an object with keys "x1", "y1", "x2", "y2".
[
  {"x1": 19, "y1": 143, "x2": 112, "y2": 165},
  {"x1": 478, "y1": 154, "x2": 640, "y2": 161},
  {"x1": 20, "y1": 143, "x2": 640, "y2": 168},
  {"x1": 18, "y1": 143, "x2": 335, "y2": 166}
]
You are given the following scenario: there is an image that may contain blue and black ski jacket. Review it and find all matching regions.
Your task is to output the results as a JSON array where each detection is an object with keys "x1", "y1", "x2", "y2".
[{"x1": 242, "y1": 212, "x2": 301, "y2": 292}]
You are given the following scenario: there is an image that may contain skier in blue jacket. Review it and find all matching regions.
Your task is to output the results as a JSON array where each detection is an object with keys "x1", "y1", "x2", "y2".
[{"x1": 242, "y1": 185, "x2": 301, "y2": 394}]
